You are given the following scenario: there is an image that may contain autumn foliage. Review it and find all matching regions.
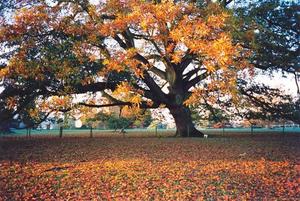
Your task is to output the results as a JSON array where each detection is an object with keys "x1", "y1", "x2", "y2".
[
  {"x1": 1, "y1": 134, "x2": 299, "y2": 200},
  {"x1": 0, "y1": 0, "x2": 252, "y2": 136}
]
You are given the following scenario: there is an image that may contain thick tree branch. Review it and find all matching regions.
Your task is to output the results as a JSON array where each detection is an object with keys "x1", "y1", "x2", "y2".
[
  {"x1": 79, "y1": 102, "x2": 130, "y2": 108},
  {"x1": 148, "y1": 39, "x2": 174, "y2": 70},
  {"x1": 74, "y1": 82, "x2": 118, "y2": 94},
  {"x1": 149, "y1": 66, "x2": 167, "y2": 80},
  {"x1": 114, "y1": 34, "x2": 128, "y2": 49},
  {"x1": 185, "y1": 71, "x2": 210, "y2": 90},
  {"x1": 131, "y1": 53, "x2": 168, "y2": 103},
  {"x1": 219, "y1": 0, "x2": 234, "y2": 7},
  {"x1": 142, "y1": 71, "x2": 169, "y2": 103},
  {"x1": 183, "y1": 68, "x2": 205, "y2": 82},
  {"x1": 78, "y1": 101, "x2": 159, "y2": 109},
  {"x1": 179, "y1": 51, "x2": 197, "y2": 73}
]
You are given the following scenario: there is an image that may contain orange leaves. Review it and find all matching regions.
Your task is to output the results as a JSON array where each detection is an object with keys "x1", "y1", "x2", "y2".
[
  {"x1": 170, "y1": 50, "x2": 184, "y2": 64},
  {"x1": 48, "y1": 96, "x2": 73, "y2": 112},
  {"x1": 113, "y1": 82, "x2": 142, "y2": 104},
  {"x1": 14, "y1": 6, "x2": 49, "y2": 25},
  {"x1": 0, "y1": 67, "x2": 9, "y2": 78},
  {"x1": 28, "y1": 108, "x2": 40, "y2": 119},
  {"x1": 130, "y1": 95, "x2": 142, "y2": 106},
  {"x1": 203, "y1": 60, "x2": 216, "y2": 73},
  {"x1": 103, "y1": 58, "x2": 124, "y2": 72},
  {"x1": 6, "y1": 97, "x2": 17, "y2": 109},
  {"x1": 121, "y1": 104, "x2": 141, "y2": 117},
  {"x1": 0, "y1": 6, "x2": 51, "y2": 42},
  {"x1": 101, "y1": 48, "x2": 145, "y2": 78},
  {"x1": 207, "y1": 33, "x2": 236, "y2": 66},
  {"x1": 111, "y1": 82, "x2": 143, "y2": 116},
  {"x1": 52, "y1": 96, "x2": 68, "y2": 106},
  {"x1": 0, "y1": 136, "x2": 299, "y2": 200},
  {"x1": 207, "y1": 12, "x2": 230, "y2": 29}
]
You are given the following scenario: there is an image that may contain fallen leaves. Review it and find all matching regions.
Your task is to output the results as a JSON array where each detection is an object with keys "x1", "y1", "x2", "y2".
[{"x1": 0, "y1": 135, "x2": 299, "y2": 200}]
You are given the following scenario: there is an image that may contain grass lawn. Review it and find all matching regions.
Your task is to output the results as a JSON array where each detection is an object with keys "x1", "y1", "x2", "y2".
[{"x1": 0, "y1": 133, "x2": 299, "y2": 200}]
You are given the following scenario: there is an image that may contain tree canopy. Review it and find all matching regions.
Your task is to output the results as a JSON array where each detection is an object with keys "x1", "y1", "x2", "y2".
[{"x1": 0, "y1": 0, "x2": 298, "y2": 136}]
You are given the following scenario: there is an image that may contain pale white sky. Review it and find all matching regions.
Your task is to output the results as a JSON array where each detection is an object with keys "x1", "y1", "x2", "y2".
[{"x1": 254, "y1": 70, "x2": 299, "y2": 98}]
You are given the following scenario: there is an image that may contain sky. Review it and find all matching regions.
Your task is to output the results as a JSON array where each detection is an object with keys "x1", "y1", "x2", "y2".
[{"x1": 254, "y1": 70, "x2": 299, "y2": 98}]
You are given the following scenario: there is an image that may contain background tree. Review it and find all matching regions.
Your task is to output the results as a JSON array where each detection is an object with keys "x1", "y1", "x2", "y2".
[
  {"x1": 235, "y1": 0, "x2": 299, "y2": 91},
  {"x1": 189, "y1": 0, "x2": 299, "y2": 126}
]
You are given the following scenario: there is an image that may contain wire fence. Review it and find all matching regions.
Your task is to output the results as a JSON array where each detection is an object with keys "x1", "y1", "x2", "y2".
[{"x1": 1, "y1": 126, "x2": 300, "y2": 138}]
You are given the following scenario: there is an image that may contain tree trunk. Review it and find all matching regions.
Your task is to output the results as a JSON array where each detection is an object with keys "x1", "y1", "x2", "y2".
[{"x1": 169, "y1": 105, "x2": 204, "y2": 137}]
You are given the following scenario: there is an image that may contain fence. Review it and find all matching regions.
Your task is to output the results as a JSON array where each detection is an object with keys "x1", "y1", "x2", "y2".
[{"x1": 1, "y1": 126, "x2": 300, "y2": 138}]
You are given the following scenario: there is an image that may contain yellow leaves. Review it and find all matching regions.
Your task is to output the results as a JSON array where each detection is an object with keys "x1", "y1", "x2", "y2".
[
  {"x1": 0, "y1": 0, "x2": 252, "y2": 114},
  {"x1": 87, "y1": 5, "x2": 97, "y2": 19},
  {"x1": 112, "y1": 82, "x2": 143, "y2": 114},
  {"x1": 28, "y1": 108, "x2": 39, "y2": 118},
  {"x1": 88, "y1": 54, "x2": 97, "y2": 62},
  {"x1": 48, "y1": 96, "x2": 73, "y2": 111},
  {"x1": 103, "y1": 59, "x2": 124, "y2": 72},
  {"x1": 184, "y1": 93, "x2": 198, "y2": 106},
  {"x1": 170, "y1": 29, "x2": 183, "y2": 42},
  {"x1": 121, "y1": 105, "x2": 141, "y2": 117},
  {"x1": 140, "y1": 20, "x2": 149, "y2": 31},
  {"x1": 203, "y1": 61, "x2": 216, "y2": 73},
  {"x1": 102, "y1": 48, "x2": 145, "y2": 78},
  {"x1": 113, "y1": 82, "x2": 132, "y2": 95},
  {"x1": 130, "y1": 95, "x2": 142, "y2": 106},
  {"x1": 205, "y1": 33, "x2": 235, "y2": 67},
  {"x1": 194, "y1": 21, "x2": 210, "y2": 37},
  {"x1": 206, "y1": 65, "x2": 216, "y2": 73},
  {"x1": 52, "y1": 96, "x2": 67, "y2": 106},
  {"x1": 207, "y1": 12, "x2": 229, "y2": 29},
  {"x1": 87, "y1": 34, "x2": 98, "y2": 44},
  {"x1": 133, "y1": 68, "x2": 144, "y2": 78},
  {"x1": 126, "y1": 48, "x2": 138, "y2": 58},
  {"x1": 171, "y1": 50, "x2": 184, "y2": 64},
  {"x1": 0, "y1": 67, "x2": 9, "y2": 78},
  {"x1": 38, "y1": 101, "x2": 50, "y2": 111}
]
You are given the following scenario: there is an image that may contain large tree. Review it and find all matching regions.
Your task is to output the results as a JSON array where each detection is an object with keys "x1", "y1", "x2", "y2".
[{"x1": 1, "y1": 0, "x2": 254, "y2": 136}]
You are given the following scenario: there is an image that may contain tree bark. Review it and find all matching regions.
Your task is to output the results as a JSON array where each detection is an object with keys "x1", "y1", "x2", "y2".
[{"x1": 169, "y1": 105, "x2": 204, "y2": 137}]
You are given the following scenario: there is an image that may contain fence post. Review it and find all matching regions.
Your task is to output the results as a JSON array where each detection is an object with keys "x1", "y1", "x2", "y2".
[
  {"x1": 59, "y1": 126, "x2": 63, "y2": 138},
  {"x1": 90, "y1": 126, "x2": 93, "y2": 138},
  {"x1": 187, "y1": 125, "x2": 190, "y2": 137},
  {"x1": 29, "y1": 128, "x2": 31, "y2": 138},
  {"x1": 251, "y1": 125, "x2": 253, "y2": 135},
  {"x1": 123, "y1": 128, "x2": 125, "y2": 138},
  {"x1": 222, "y1": 126, "x2": 225, "y2": 135},
  {"x1": 282, "y1": 123, "x2": 285, "y2": 134}
]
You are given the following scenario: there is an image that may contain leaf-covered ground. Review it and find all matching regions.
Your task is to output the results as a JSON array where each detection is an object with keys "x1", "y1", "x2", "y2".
[{"x1": 0, "y1": 134, "x2": 299, "y2": 200}]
